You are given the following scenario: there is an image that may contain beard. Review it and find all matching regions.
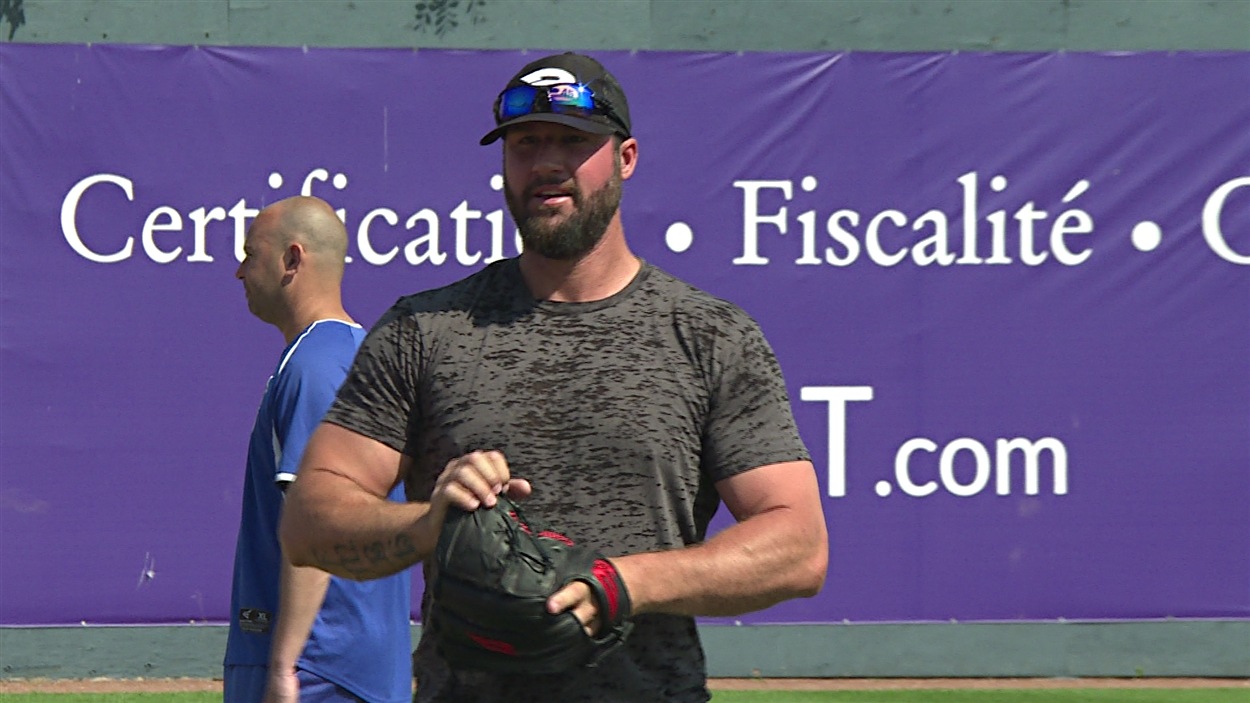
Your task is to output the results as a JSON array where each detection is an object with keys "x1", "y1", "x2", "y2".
[{"x1": 506, "y1": 166, "x2": 623, "y2": 261}]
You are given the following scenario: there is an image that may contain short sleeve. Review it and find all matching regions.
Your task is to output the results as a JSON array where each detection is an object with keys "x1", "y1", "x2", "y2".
[
  {"x1": 324, "y1": 306, "x2": 420, "y2": 454},
  {"x1": 700, "y1": 316, "x2": 810, "y2": 482},
  {"x1": 271, "y1": 336, "x2": 354, "y2": 484}
]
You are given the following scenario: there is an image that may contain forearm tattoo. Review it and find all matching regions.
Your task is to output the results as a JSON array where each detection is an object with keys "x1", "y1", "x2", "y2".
[{"x1": 314, "y1": 532, "x2": 419, "y2": 579}]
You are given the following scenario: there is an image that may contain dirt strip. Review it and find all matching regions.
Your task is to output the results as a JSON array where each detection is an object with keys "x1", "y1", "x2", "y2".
[
  {"x1": 1, "y1": 677, "x2": 1247, "y2": 694},
  {"x1": 0, "y1": 678, "x2": 221, "y2": 693}
]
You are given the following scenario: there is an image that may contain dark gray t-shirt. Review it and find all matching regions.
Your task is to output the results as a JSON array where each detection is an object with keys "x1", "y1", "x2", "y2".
[{"x1": 325, "y1": 258, "x2": 810, "y2": 702}]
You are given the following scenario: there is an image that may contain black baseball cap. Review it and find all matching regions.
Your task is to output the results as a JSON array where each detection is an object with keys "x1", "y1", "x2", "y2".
[{"x1": 479, "y1": 52, "x2": 632, "y2": 145}]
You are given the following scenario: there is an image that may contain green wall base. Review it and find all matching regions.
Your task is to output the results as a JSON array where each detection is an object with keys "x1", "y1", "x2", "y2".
[{"x1": 2, "y1": 621, "x2": 1246, "y2": 680}]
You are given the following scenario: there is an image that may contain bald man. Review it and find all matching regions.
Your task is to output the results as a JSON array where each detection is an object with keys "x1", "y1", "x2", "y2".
[{"x1": 224, "y1": 196, "x2": 412, "y2": 703}]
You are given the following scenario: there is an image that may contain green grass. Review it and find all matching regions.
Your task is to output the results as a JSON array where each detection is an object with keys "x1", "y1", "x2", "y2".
[
  {"x1": 5, "y1": 690, "x2": 1248, "y2": 703},
  {"x1": 708, "y1": 691, "x2": 1249, "y2": 703}
]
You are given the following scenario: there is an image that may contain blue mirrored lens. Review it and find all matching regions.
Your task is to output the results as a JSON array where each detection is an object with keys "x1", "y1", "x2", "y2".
[
  {"x1": 497, "y1": 84, "x2": 597, "y2": 120},
  {"x1": 499, "y1": 86, "x2": 538, "y2": 120}
]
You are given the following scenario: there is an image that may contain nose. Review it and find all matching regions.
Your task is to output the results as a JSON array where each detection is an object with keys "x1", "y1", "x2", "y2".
[
  {"x1": 235, "y1": 261, "x2": 245, "y2": 280},
  {"x1": 531, "y1": 140, "x2": 568, "y2": 176}
]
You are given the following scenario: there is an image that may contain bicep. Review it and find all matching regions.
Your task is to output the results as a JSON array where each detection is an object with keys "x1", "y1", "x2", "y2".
[
  {"x1": 298, "y1": 421, "x2": 408, "y2": 499},
  {"x1": 716, "y1": 460, "x2": 825, "y2": 526},
  {"x1": 710, "y1": 460, "x2": 830, "y2": 601}
]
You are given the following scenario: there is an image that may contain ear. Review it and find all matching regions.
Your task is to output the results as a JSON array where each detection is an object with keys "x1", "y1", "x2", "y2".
[
  {"x1": 281, "y1": 243, "x2": 305, "y2": 286},
  {"x1": 618, "y1": 137, "x2": 638, "y2": 180},
  {"x1": 283, "y1": 243, "x2": 304, "y2": 274}
]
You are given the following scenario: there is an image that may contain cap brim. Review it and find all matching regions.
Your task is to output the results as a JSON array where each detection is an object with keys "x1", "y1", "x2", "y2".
[{"x1": 479, "y1": 113, "x2": 619, "y2": 145}]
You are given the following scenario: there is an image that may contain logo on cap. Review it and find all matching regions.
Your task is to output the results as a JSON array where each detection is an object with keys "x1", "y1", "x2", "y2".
[{"x1": 519, "y1": 67, "x2": 579, "y2": 87}]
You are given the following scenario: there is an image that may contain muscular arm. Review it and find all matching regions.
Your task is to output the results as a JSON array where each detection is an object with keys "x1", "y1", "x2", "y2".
[
  {"x1": 281, "y1": 423, "x2": 532, "y2": 580},
  {"x1": 564, "y1": 460, "x2": 827, "y2": 620},
  {"x1": 279, "y1": 423, "x2": 435, "y2": 579}
]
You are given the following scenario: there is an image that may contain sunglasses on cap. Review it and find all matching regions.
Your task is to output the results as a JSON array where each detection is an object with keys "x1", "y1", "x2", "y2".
[{"x1": 497, "y1": 83, "x2": 622, "y2": 127}]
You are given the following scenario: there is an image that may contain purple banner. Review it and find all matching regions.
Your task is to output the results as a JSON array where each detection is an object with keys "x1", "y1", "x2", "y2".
[{"x1": 1, "y1": 46, "x2": 1247, "y2": 626}]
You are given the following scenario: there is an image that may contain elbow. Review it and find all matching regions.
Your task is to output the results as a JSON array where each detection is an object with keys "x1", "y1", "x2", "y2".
[
  {"x1": 278, "y1": 507, "x2": 316, "y2": 569},
  {"x1": 795, "y1": 548, "x2": 828, "y2": 598},
  {"x1": 791, "y1": 530, "x2": 829, "y2": 599},
  {"x1": 278, "y1": 477, "x2": 336, "y2": 570}
]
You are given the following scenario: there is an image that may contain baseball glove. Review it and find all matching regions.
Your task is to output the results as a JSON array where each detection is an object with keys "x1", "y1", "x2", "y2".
[{"x1": 428, "y1": 494, "x2": 634, "y2": 674}]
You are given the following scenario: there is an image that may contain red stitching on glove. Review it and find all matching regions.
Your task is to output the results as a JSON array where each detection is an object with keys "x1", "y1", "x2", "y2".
[
  {"x1": 507, "y1": 510, "x2": 530, "y2": 534},
  {"x1": 537, "y1": 530, "x2": 574, "y2": 545},
  {"x1": 592, "y1": 559, "x2": 621, "y2": 621},
  {"x1": 468, "y1": 632, "x2": 517, "y2": 655}
]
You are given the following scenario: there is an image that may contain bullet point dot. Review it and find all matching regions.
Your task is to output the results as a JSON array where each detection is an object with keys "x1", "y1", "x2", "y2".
[
  {"x1": 1131, "y1": 221, "x2": 1163, "y2": 252},
  {"x1": 666, "y1": 222, "x2": 694, "y2": 253}
]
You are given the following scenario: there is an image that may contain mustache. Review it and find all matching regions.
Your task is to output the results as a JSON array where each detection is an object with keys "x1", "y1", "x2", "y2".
[{"x1": 524, "y1": 178, "x2": 580, "y2": 202}]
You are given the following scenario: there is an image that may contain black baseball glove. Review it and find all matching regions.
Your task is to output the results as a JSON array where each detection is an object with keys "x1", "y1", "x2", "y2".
[{"x1": 428, "y1": 494, "x2": 634, "y2": 674}]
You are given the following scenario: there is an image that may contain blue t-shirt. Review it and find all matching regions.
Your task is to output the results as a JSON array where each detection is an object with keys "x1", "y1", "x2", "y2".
[{"x1": 225, "y1": 320, "x2": 412, "y2": 703}]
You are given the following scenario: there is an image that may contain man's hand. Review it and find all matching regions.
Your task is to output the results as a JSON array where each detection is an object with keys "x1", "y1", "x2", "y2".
[
  {"x1": 430, "y1": 450, "x2": 532, "y2": 518},
  {"x1": 547, "y1": 580, "x2": 600, "y2": 637}
]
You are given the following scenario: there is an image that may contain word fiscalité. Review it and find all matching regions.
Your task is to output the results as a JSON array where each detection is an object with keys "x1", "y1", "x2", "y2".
[{"x1": 734, "y1": 172, "x2": 1250, "y2": 267}]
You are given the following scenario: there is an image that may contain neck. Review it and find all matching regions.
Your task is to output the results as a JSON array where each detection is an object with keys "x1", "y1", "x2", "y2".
[
  {"x1": 277, "y1": 293, "x2": 353, "y2": 344},
  {"x1": 519, "y1": 224, "x2": 640, "y2": 303}
]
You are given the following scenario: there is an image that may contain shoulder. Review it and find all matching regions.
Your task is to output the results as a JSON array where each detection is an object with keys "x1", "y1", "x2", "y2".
[
  {"x1": 279, "y1": 320, "x2": 365, "y2": 377},
  {"x1": 642, "y1": 263, "x2": 764, "y2": 338},
  {"x1": 377, "y1": 259, "x2": 515, "y2": 328}
]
